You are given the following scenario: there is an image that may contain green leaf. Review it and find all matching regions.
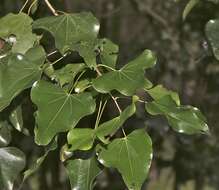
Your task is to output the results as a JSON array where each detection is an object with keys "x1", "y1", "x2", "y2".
[
  {"x1": 96, "y1": 96, "x2": 138, "y2": 143},
  {"x1": 98, "y1": 38, "x2": 119, "y2": 68},
  {"x1": 31, "y1": 80, "x2": 96, "y2": 145},
  {"x1": 146, "y1": 85, "x2": 180, "y2": 106},
  {"x1": 67, "y1": 128, "x2": 95, "y2": 151},
  {"x1": 206, "y1": 19, "x2": 219, "y2": 60},
  {"x1": 74, "y1": 79, "x2": 90, "y2": 93},
  {"x1": 66, "y1": 157, "x2": 101, "y2": 190},
  {"x1": 0, "y1": 46, "x2": 45, "y2": 111},
  {"x1": 0, "y1": 147, "x2": 26, "y2": 190},
  {"x1": 183, "y1": 0, "x2": 200, "y2": 20},
  {"x1": 53, "y1": 63, "x2": 85, "y2": 86},
  {"x1": 33, "y1": 13, "x2": 100, "y2": 67},
  {"x1": 145, "y1": 95, "x2": 209, "y2": 134},
  {"x1": 23, "y1": 137, "x2": 57, "y2": 181},
  {"x1": 0, "y1": 13, "x2": 37, "y2": 54},
  {"x1": 9, "y1": 106, "x2": 29, "y2": 135},
  {"x1": 98, "y1": 129, "x2": 153, "y2": 190},
  {"x1": 92, "y1": 50, "x2": 156, "y2": 96},
  {"x1": 0, "y1": 121, "x2": 11, "y2": 147}
]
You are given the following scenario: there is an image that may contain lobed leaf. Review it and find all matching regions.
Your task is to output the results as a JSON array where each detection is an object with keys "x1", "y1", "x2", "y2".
[
  {"x1": 0, "y1": 46, "x2": 45, "y2": 111},
  {"x1": 0, "y1": 13, "x2": 37, "y2": 54},
  {"x1": 97, "y1": 129, "x2": 153, "y2": 190},
  {"x1": 145, "y1": 95, "x2": 209, "y2": 134},
  {"x1": 33, "y1": 12, "x2": 100, "y2": 67},
  {"x1": 92, "y1": 50, "x2": 156, "y2": 96},
  {"x1": 31, "y1": 80, "x2": 96, "y2": 145}
]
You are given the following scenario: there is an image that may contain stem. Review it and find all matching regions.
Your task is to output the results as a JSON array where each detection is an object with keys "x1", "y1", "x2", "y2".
[
  {"x1": 95, "y1": 67, "x2": 126, "y2": 137},
  {"x1": 44, "y1": 0, "x2": 58, "y2": 16},
  {"x1": 19, "y1": 0, "x2": 29, "y2": 13},
  {"x1": 27, "y1": 0, "x2": 38, "y2": 15},
  {"x1": 97, "y1": 64, "x2": 116, "y2": 71},
  {"x1": 47, "y1": 50, "x2": 58, "y2": 57},
  {"x1": 50, "y1": 54, "x2": 67, "y2": 65}
]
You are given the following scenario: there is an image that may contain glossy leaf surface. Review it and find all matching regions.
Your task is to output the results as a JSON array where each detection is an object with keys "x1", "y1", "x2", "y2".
[
  {"x1": 0, "y1": 46, "x2": 45, "y2": 111},
  {"x1": 206, "y1": 19, "x2": 219, "y2": 60},
  {"x1": 67, "y1": 128, "x2": 95, "y2": 151},
  {"x1": 145, "y1": 95, "x2": 209, "y2": 134},
  {"x1": 0, "y1": 121, "x2": 11, "y2": 147},
  {"x1": 31, "y1": 80, "x2": 96, "y2": 145},
  {"x1": 0, "y1": 147, "x2": 26, "y2": 190},
  {"x1": 33, "y1": 13, "x2": 100, "y2": 67},
  {"x1": 98, "y1": 129, "x2": 152, "y2": 190},
  {"x1": 66, "y1": 157, "x2": 101, "y2": 190},
  {"x1": 0, "y1": 13, "x2": 37, "y2": 54},
  {"x1": 92, "y1": 50, "x2": 156, "y2": 96}
]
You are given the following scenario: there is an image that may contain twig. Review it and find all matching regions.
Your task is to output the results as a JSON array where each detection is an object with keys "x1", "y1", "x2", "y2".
[
  {"x1": 19, "y1": 0, "x2": 29, "y2": 13},
  {"x1": 44, "y1": 0, "x2": 58, "y2": 16},
  {"x1": 95, "y1": 67, "x2": 126, "y2": 136}
]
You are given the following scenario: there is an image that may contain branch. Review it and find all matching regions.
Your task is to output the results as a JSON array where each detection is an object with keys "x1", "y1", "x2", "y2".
[{"x1": 44, "y1": 0, "x2": 58, "y2": 16}]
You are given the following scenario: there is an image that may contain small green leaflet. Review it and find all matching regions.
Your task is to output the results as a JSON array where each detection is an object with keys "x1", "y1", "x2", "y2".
[
  {"x1": 52, "y1": 63, "x2": 85, "y2": 86},
  {"x1": 31, "y1": 80, "x2": 96, "y2": 145},
  {"x1": 97, "y1": 129, "x2": 153, "y2": 190},
  {"x1": 206, "y1": 19, "x2": 219, "y2": 61},
  {"x1": 0, "y1": 147, "x2": 26, "y2": 190},
  {"x1": 66, "y1": 157, "x2": 101, "y2": 190},
  {"x1": 67, "y1": 128, "x2": 95, "y2": 151},
  {"x1": 98, "y1": 38, "x2": 119, "y2": 69},
  {"x1": 0, "y1": 46, "x2": 45, "y2": 112},
  {"x1": 0, "y1": 121, "x2": 11, "y2": 147},
  {"x1": 33, "y1": 12, "x2": 100, "y2": 67},
  {"x1": 92, "y1": 50, "x2": 156, "y2": 96},
  {"x1": 145, "y1": 95, "x2": 209, "y2": 134},
  {"x1": 67, "y1": 96, "x2": 138, "y2": 151},
  {"x1": 146, "y1": 85, "x2": 180, "y2": 106},
  {"x1": 0, "y1": 13, "x2": 37, "y2": 54}
]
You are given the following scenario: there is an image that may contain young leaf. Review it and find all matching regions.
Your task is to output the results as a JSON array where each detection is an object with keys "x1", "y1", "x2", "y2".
[
  {"x1": 96, "y1": 96, "x2": 138, "y2": 143},
  {"x1": 67, "y1": 128, "x2": 95, "y2": 151},
  {"x1": 145, "y1": 95, "x2": 209, "y2": 134},
  {"x1": 98, "y1": 38, "x2": 119, "y2": 69},
  {"x1": 206, "y1": 19, "x2": 219, "y2": 60},
  {"x1": 146, "y1": 85, "x2": 180, "y2": 106},
  {"x1": 0, "y1": 121, "x2": 11, "y2": 147},
  {"x1": 0, "y1": 13, "x2": 37, "y2": 54},
  {"x1": 0, "y1": 147, "x2": 26, "y2": 190},
  {"x1": 53, "y1": 63, "x2": 85, "y2": 86},
  {"x1": 66, "y1": 157, "x2": 101, "y2": 190},
  {"x1": 97, "y1": 129, "x2": 153, "y2": 190},
  {"x1": 92, "y1": 50, "x2": 156, "y2": 96},
  {"x1": 33, "y1": 13, "x2": 100, "y2": 67},
  {"x1": 0, "y1": 46, "x2": 45, "y2": 111},
  {"x1": 31, "y1": 80, "x2": 96, "y2": 145}
]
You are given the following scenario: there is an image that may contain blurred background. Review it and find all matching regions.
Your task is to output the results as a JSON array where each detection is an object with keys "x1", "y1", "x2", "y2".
[{"x1": 1, "y1": 0, "x2": 219, "y2": 190}]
